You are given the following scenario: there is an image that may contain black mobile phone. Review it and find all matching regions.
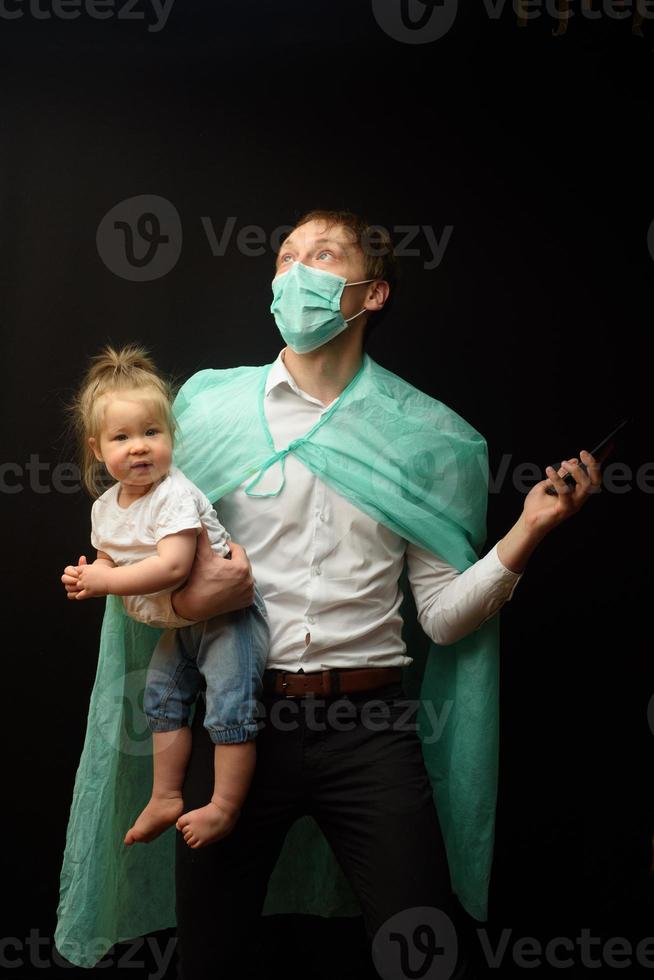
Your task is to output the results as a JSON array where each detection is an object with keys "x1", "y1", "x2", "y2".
[{"x1": 544, "y1": 418, "x2": 632, "y2": 496}]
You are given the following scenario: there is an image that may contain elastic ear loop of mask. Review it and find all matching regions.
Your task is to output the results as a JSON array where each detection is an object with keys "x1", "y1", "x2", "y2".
[{"x1": 343, "y1": 276, "x2": 377, "y2": 324}]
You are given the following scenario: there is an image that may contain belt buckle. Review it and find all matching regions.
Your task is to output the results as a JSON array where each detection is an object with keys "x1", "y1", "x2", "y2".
[
  {"x1": 279, "y1": 669, "x2": 339, "y2": 698},
  {"x1": 280, "y1": 671, "x2": 297, "y2": 699}
]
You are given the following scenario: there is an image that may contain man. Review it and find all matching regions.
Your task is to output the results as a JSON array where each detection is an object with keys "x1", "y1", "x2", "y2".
[
  {"x1": 166, "y1": 210, "x2": 601, "y2": 979},
  {"x1": 57, "y1": 209, "x2": 601, "y2": 977}
]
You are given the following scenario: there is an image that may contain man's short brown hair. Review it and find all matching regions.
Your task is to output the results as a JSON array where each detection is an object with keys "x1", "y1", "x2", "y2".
[{"x1": 294, "y1": 209, "x2": 396, "y2": 286}]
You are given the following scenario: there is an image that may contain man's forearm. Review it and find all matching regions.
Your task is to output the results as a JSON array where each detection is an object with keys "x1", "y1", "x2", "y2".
[
  {"x1": 497, "y1": 513, "x2": 548, "y2": 574},
  {"x1": 170, "y1": 578, "x2": 246, "y2": 621},
  {"x1": 171, "y1": 551, "x2": 254, "y2": 621}
]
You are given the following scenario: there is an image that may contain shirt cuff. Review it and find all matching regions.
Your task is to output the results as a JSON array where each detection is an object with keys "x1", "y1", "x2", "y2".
[{"x1": 483, "y1": 541, "x2": 523, "y2": 601}]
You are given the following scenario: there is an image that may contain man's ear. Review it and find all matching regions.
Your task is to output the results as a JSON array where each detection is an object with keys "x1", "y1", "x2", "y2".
[
  {"x1": 88, "y1": 436, "x2": 103, "y2": 462},
  {"x1": 365, "y1": 280, "x2": 390, "y2": 313}
]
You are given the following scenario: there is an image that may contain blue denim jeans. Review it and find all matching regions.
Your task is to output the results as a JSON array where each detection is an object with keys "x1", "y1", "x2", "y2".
[{"x1": 143, "y1": 586, "x2": 269, "y2": 745}]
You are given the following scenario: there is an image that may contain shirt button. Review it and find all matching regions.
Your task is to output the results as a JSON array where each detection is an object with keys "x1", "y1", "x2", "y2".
[
  {"x1": 319, "y1": 513, "x2": 326, "y2": 522},
  {"x1": 307, "y1": 615, "x2": 315, "y2": 625},
  {"x1": 312, "y1": 565, "x2": 321, "y2": 576}
]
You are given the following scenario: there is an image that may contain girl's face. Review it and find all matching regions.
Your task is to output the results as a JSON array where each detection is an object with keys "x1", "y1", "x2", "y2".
[{"x1": 89, "y1": 390, "x2": 173, "y2": 495}]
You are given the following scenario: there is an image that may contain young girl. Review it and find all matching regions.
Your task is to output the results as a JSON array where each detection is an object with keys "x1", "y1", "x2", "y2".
[{"x1": 61, "y1": 344, "x2": 269, "y2": 849}]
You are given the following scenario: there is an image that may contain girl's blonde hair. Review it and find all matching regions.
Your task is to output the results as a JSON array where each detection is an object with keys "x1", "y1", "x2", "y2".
[{"x1": 70, "y1": 344, "x2": 177, "y2": 498}]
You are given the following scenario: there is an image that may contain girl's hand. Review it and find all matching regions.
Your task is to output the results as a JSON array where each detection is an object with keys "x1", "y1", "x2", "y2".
[
  {"x1": 61, "y1": 555, "x2": 87, "y2": 599},
  {"x1": 75, "y1": 561, "x2": 112, "y2": 600},
  {"x1": 522, "y1": 449, "x2": 602, "y2": 535}
]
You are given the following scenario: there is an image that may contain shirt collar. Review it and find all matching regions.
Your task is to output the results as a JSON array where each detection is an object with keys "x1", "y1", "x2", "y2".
[{"x1": 265, "y1": 348, "x2": 330, "y2": 408}]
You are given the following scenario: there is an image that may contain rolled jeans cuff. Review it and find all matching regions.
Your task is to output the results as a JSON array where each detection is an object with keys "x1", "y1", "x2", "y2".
[{"x1": 205, "y1": 722, "x2": 260, "y2": 745}]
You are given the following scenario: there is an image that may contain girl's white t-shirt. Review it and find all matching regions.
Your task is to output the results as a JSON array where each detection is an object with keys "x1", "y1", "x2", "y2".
[{"x1": 90, "y1": 465, "x2": 231, "y2": 629}]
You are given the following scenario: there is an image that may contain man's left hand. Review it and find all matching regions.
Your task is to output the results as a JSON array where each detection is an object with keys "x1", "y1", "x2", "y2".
[{"x1": 522, "y1": 449, "x2": 602, "y2": 534}]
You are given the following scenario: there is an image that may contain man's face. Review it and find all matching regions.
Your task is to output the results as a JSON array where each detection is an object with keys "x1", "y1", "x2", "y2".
[{"x1": 274, "y1": 219, "x2": 373, "y2": 324}]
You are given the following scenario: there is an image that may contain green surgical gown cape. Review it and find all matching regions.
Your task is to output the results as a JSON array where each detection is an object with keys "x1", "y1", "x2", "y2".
[{"x1": 55, "y1": 353, "x2": 501, "y2": 968}]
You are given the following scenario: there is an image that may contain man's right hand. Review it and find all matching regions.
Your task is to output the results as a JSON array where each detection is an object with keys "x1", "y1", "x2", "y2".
[{"x1": 171, "y1": 526, "x2": 254, "y2": 622}]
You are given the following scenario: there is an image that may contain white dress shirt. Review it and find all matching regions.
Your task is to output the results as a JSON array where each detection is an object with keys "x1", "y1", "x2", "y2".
[{"x1": 215, "y1": 350, "x2": 523, "y2": 672}]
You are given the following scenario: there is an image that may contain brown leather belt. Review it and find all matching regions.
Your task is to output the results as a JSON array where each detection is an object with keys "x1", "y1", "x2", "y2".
[{"x1": 263, "y1": 666, "x2": 402, "y2": 698}]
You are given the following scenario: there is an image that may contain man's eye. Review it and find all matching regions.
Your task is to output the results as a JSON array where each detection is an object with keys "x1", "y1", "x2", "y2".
[{"x1": 317, "y1": 250, "x2": 332, "y2": 260}]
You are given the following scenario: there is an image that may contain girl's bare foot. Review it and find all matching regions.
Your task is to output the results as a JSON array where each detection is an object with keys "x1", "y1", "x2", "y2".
[
  {"x1": 124, "y1": 794, "x2": 185, "y2": 845},
  {"x1": 176, "y1": 798, "x2": 240, "y2": 848}
]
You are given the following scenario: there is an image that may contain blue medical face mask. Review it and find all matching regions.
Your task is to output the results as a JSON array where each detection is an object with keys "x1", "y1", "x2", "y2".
[{"x1": 270, "y1": 261, "x2": 376, "y2": 354}]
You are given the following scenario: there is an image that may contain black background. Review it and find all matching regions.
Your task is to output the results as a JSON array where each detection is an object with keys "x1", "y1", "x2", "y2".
[{"x1": 1, "y1": 1, "x2": 652, "y2": 976}]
